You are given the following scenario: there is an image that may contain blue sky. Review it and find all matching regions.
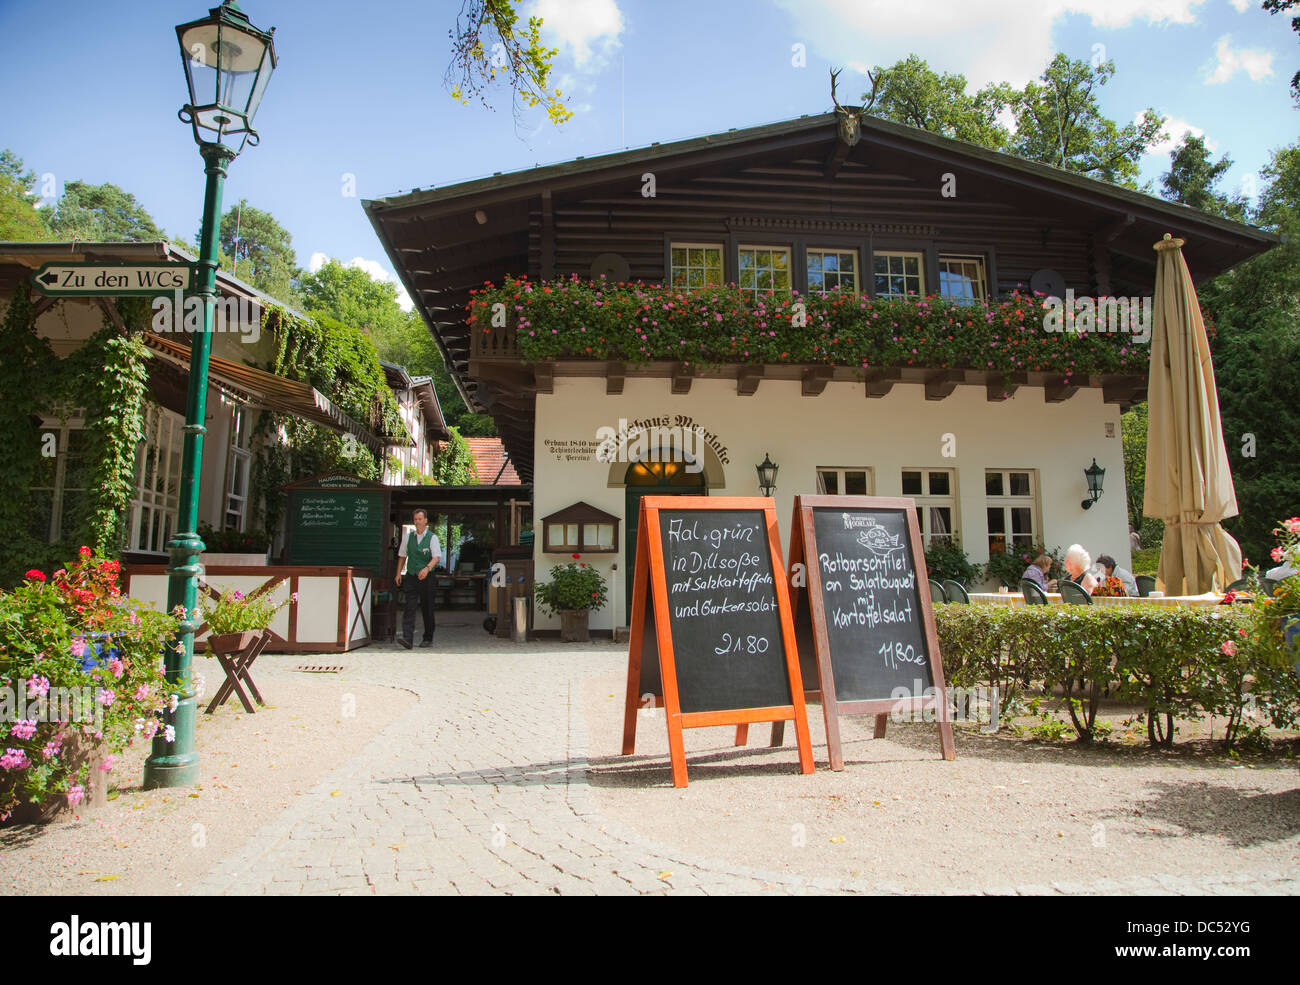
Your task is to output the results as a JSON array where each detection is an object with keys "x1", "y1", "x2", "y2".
[{"x1": 1, "y1": 0, "x2": 1295, "y2": 308}]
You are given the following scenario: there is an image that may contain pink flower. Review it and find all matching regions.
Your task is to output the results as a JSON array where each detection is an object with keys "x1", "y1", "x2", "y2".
[
  {"x1": 1283, "y1": 517, "x2": 1300, "y2": 534},
  {"x1": 1220, "y1": 640, "x2": 1237, "y2": 656},
  {"x1": 66, "y1": 784, "x2": 84, "y2": 807},
  {"x1": 27, "y1": 676, "x2": 50, "y2": 699},
  {"x1": 42, "y1": 737, "x2": 63, "y2": 760},
  {"x1": 108, "y1": 658, "x2": 124, "y2": 678},
  {"x1": 231, "y1": 590, "x2": 244, "y2": 601},
  {"x1": 70, "y1": 638, "x2": 88, "y2": 658},
  {"x1": 98, "y1": 689, "x2": 115, "y2": 707},
  {"x1": 10, "y1": 720, "x2": 37, "y2": 741},
  {"x1": 1, "y1": 748, "x2": 30, "y2": 770},
  {"x1": 98, "y1": 756, "x2": 115, "y2": 773},
  {"x1": 163, "y1": 725, "x2": 176, "y2": 743},
  {"x1": 169, "y1": 694, "x2": 179, "y2": 713},
  {"x1": 143, "y1": 720, "x2": 159, "y2": 740},
  {"x1": 290, "y1": 592, "x2": 299, "y2": 604},
  {"x1": 134, "y1": 683, "x2": 150, "y2": 701},
  {"x1": 1272, "y1": 546, "x2": 1286, "y2": 562}
]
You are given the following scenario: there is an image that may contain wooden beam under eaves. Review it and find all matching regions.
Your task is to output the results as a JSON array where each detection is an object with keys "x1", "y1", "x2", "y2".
[
  {"x1": 737, "y1": 364, "x2": 764, "y2": 396},
  {"x1": 534, "y1": 362, "x2": 554, "y2": 393},
  {"x1": 801, "y1": 366, "x2": 833, "y2": 396},
  {"x1": 924, "y1": 370, "x2": 960, "y2": 401},
  {"x1": 606, "y1": 361, "x2": 625, "y2": 394},
  {"x1": 671, "y1": 363, "x2": 692, "y2": 394},
  {"x1": 985, "y1": 371, "x2": 1028, "y2": 401},
  {"x1": 863, "y1": 367, "x2": 900, "y2": 398},
  {"x1": 1044, "y1": 376, "x2": 1081, "y2": 403}
]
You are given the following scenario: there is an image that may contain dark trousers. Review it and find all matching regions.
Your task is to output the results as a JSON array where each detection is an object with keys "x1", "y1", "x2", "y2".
[{"x1": 402, "y1": 575, "x2": 436, "y2": 642}]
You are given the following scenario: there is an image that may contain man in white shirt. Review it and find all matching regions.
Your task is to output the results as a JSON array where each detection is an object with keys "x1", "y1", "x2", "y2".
[{"x1": 396, "y1": 509, "x2": 441, "y2": 648}]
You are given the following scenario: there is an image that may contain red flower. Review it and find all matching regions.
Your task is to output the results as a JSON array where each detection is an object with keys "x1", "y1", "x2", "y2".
[
  {"x1": 79, "y1": 546, "x2": 91, "y2": 557},
  {"x1": 24, "y1": 569, "x2": 45, "y2": 582},
  {"x1": 572, "y1": 553, "x2": 580, "y2": 560}
]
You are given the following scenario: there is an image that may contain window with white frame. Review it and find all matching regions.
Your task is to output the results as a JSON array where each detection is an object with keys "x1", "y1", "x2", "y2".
[
  {"x1": 738, "y1": 245, "x2": 792, "y2": 298},
  {"x1": 807, "y1": 248, "x2": 859, "y2": 295},
  {"x1": 902, "y1": 468, "x2": 957, "y2": 546},
  {"x1": 224, "y1": 402, "x2": 253, "y2": 531},
  {"x1": 30, "y1": 415, "x2": 91, "y2": 544},
  {"x1": 130, "y1": 403, "x2": 184, "y2": 554},
  {"x1": 873, "y1": 251, "x2": 925, "y2": 298},
  {"x1": 816, "y1": 467, "x2": 874, "y2": 496},
  {"x1": 985, "y1": 469, "x2": 1038, "y2": 559},
  {"x1": 939, "y1": 255, "x2": 988, "y2": 304},
  {"x1": 669, "y1": 243, "x2": 724, "y2": 290}
]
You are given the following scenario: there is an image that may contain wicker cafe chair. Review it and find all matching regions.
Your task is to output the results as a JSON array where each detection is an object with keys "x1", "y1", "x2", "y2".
[
  {"x1": 1135, "y1": 575, "x2": 1157, "y2": 597},
  {"x1": 1019, "y1": 579, "x2": 1049, "y2": 605},
  {"x1": 928, "y1": 578, "x2": 947, "y2": 603},
  {"x1": 1225, "y1": 577, "x2": 1253, "y2": 593},
  {"x1": 943, "y1": 579, "x2": 971, "y2": 604},
  {"x1": 1059, "y1": 580, "x2": 1093, "y2": 605},
  {"x1": 1261, "y1": 577, "x2": 1279, "y2": 597}
]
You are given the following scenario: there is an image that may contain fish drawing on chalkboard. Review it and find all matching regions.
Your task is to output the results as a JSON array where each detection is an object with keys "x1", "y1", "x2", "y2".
[{"x1": 856, "y1": 520, "x2": 903, "y2": 557}]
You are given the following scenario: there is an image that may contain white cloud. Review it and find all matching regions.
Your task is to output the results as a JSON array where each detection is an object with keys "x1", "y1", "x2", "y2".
[
  {"x1": 775, "y1": 0, "x2": 1209, "y2": 88},
  {"x1": 1229, "y1": 0, "x2": 1250, "y2": 11},
  {"x1": 527, "y1": 0, "x2": 624, "y2": 69},
  {"x1": 1139, "y1": 112, "x2": 1216, "y2": 157},
  {"x1": 308, "y1": 251, "x2": 413, "y2": 312},
  {"x1": 1205, "y1": 35, "x2": 1275, "y2": 84}
]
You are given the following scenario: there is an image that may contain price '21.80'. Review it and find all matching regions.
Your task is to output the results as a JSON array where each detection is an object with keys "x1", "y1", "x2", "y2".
[{"x1": 715, "y1": 633, "x2": 770, "y2": 655}]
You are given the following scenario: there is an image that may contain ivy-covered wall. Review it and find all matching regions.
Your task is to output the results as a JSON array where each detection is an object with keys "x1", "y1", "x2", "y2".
[
  {"x1": 0, "y1": 292, "x2": 149, "y2": 585},
  {"x1": 1, "y1": 288, "x2": 410, "y2": 585}
]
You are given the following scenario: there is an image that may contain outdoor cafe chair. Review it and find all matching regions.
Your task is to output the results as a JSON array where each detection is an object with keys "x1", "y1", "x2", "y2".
[
  {"x1": 943, "y1": 579, "x2": 971, "y2": 604},
  {"x1": 1019, "y1": 579, "x2": 1049, "y2": 605},
  {"x1": 928, "y1": 578, "x2": 947, "y2": 603},
  {"x1": 1059, "y1": 581, "x2": 1093, "y2": 605},
  {"x1": 1226, "y1": 577, "x2": 1253, "y2": 593},
  {"x1": 1135, "y1": 575, "x2": 1157, "y2": 597}
]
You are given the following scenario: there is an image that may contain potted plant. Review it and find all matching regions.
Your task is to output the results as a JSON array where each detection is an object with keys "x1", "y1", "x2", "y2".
[
  {"x1": 198, "y1": 523, "x2": 272, "y2": 567},
  {"x1": 534, "y1": 554, "x2": 608, "y2": 642},
  {"x1": 1, "y1": 548, "x2": 180, "y2": 824},
  {"x1": 1259, "y1": 518, "x2": 1300, "y2": 675},
  {"x1": 199, "y1": 585, "x2": 297, "y2": 659}
]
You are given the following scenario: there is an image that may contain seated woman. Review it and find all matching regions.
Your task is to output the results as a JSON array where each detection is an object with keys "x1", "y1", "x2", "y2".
[
  {"x1": 1094, "y1": 553, "x2": 1136, "y2": 597},
  {"x1": 1020, "y1": 553, "x2": 1053, "y2": 592},
  {"x1": 1048, "y1": 544, "x2": 1099, "y2": 594}
]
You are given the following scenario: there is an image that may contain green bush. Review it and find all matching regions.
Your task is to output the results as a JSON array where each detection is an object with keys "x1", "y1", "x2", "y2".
[
  {"x1": 933, "y1": 603, "x2": 1300, "y2": 747},
  {"x1": 923, "y1": 538, "x2": 981, "y2": 586},
  {"x1": 1131, "y1": 546, "x2": 1162, "y2": 575}
]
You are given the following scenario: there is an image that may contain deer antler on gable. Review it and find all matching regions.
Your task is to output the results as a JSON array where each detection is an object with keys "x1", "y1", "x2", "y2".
[{"x1": 829, "y1": 66, "x2": 867, "y2": 147}]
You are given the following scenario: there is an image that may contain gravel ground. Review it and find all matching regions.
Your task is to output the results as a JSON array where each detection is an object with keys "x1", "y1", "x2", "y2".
[
  {"x1": 0, "y1": 651, "x2": 414, "y2": 895},
  {"x1": 583, "y1": 671, "x2": 1300, "y2": 893}
]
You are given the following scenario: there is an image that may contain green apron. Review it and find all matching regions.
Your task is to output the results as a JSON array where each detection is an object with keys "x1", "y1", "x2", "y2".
[{"x1": 404, "y1": 528, "x2": 434, "y2": 576}]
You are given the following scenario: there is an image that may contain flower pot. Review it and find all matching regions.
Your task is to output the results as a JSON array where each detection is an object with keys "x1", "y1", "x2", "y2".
[
  {"x1": 207, "y1": 630, "x2": 264, "y2": 655},
  {"x1": 559, "y1": 608, "x2": 590, "y2": 643},
  {"x1": 201, "y1": 552, "x2": 270, "y2": 567},
  {"x1": 2, "y1": 733, "x2": 108, "y2": 826}
]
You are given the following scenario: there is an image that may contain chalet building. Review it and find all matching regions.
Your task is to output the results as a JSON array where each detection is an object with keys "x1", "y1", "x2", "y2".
[
  {"x1": 381, "y1": 361, "x2": 449, "y2": 484},
  {"x1": 364, "y1": 112, "x2": 1275, "y2": 635}
]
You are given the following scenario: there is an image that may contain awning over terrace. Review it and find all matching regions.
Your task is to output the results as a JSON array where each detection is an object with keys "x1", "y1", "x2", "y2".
[{"x1": 143, "y1": 333, "x2": 408, "y2": 454}]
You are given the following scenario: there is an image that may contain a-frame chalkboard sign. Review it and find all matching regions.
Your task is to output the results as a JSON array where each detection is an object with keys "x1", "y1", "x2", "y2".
[
  {"x1": 621, "y1": 496, "x2": 815, "y2": 787},
  {"x1": 776, "y1": 495, "x2": 955, "y2": 769}
]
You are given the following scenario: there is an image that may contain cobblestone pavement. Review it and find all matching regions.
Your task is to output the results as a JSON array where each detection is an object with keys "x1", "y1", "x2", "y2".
[{"x1": 192, "y1": 626, "x2": 1300, "y2": 896}]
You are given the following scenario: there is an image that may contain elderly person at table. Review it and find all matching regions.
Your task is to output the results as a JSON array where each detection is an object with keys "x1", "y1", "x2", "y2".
[
  {"x1": 1020, "y1": 553, "x2": 1053, "y2": 593},
  {"x1": 1095, "y1": 554, "x2": 1138, "y2": 597},
  {"x1": 1049, "y1": 544, "x2": 1099, "y2": 594}
]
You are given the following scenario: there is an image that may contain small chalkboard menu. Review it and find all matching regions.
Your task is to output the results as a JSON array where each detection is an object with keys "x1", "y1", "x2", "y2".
[
  {"x1": 784, "y1": 495, "x2": 954, "y2": 769},
  {"x1": 621, "y1": 496, "x2": 814, "y2": 787},
  {"x1": 284, "y1": 473, "x2": 386, "y2": 572}
]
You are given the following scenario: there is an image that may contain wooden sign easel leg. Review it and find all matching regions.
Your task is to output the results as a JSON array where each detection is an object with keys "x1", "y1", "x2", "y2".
[
  {"x1": 621, "y1": 509, "x2": 653, "y2": 757},
  {"x1": 936, "y1": 685, "x2": 956, "y2": 761},
  {"x1": 873, "y1": 714, "x2": 888, "y2": 739}
]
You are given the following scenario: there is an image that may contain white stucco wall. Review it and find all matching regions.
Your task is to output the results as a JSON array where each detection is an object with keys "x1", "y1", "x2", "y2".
[{"x1": 533, "y1": 376, "x2": 1131, "y2": 633}]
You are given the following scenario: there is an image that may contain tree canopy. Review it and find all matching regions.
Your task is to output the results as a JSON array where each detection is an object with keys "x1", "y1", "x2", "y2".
[
  {"x1": 445, "y1": 0, "x2": 570, "y2": 124},
  {"x1": 0, "y1": 149, "x2": 51, "y2": 242},
  {"x1": 46, "y1": 179, "x2": 163, "y2": 242},
  {"x1": 217, "y1": 199, "x2": 298, "y2": 301},
  {"x1": 860, "y1": 53, "x2": 1165, "y2": 187},
  {"x1": 1161, "y1": 134, "x2": 1250, "y2": 222}
]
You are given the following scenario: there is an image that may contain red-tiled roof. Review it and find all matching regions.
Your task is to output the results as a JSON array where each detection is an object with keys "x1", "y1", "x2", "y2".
[{"x1": 465, "y1": 437, "x2": 521, "y2": 485}]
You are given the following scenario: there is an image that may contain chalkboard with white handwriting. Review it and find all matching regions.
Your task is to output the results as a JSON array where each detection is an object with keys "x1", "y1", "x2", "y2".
[
  {"x1": 647, "y1": 508, "x2": 793, "y2": 714},
  {"x1": 809, "y1": 505, "x2": 934, "y2": 703}
]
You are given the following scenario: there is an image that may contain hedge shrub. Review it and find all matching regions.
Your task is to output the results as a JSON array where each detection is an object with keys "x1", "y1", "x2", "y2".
[{"x1": 933, "y1": 604, "x2": 1300, "y2": 747}]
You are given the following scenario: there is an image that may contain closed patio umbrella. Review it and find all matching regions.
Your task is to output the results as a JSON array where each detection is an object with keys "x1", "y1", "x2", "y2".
[{"x1": 1143, "y1": 233, "x2": 1242, "y2": 595}]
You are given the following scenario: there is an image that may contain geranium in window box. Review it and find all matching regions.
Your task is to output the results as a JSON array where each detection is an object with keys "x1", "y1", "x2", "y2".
[{"x1": 198, "y1": 524, "x2": 272, "y2": 566}]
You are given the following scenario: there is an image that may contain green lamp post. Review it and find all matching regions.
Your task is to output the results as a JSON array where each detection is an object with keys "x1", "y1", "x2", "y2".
[{"x1": 144, "y1": 1, "x2": 277, "y2": 789}]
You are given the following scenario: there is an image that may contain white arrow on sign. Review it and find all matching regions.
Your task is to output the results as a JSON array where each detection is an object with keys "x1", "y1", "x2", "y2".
[{"x1": 33, "y1": 262, "x2": 193, "y2": 297}]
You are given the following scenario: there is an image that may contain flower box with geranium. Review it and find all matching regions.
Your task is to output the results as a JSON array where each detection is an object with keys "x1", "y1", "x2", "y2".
[
  {"x1": 0, "y1": 548, "x2": 181, "y2": 823},
  {"x1": 198, "y1": 523, "x2": 272, "y2": 566},
  {"x1": 534, "y1": 555, "x2": 608, "y2": 642}
]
